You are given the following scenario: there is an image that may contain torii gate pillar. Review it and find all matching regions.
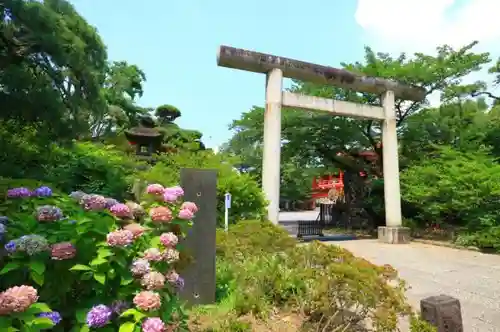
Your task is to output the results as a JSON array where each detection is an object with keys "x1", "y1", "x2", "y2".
[
  {"x1": 217, "y1": 45, "x2": 425, "y2": 243},
  {"x1": 262, "y1": 69, "x2": 283, "y2": 225}
]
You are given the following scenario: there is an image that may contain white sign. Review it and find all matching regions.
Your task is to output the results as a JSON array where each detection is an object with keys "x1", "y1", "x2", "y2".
[
  {"x1": 224, "y1": 193, "x2": 231, "y2": 209},
  {"x1": 224, "y1": 192, "x2": 231, "y2": 232}
]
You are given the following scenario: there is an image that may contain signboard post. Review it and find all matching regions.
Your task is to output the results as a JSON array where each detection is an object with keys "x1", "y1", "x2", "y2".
[{"x1": 224, "y1": 192, "x2": 231, "y2": 232}]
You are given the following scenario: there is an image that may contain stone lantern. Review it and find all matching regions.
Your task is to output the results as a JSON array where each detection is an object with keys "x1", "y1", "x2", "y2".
[{"x1": 124, "y1": 117, "x2": 164, "y2": 157}]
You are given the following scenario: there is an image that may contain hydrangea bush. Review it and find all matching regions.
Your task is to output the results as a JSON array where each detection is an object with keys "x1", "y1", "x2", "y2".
[{"x1": 0, "y1": 181, "x2": 197, "y2": 331}]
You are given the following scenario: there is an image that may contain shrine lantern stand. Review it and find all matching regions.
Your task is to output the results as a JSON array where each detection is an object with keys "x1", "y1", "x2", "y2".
[{"x1": 125, "y1": 118, "x2": 164, "y2": 158}]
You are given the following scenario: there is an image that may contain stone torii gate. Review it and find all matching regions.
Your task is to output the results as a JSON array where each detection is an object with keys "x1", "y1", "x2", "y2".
[{"x1": 217, "y1": 45, "x2": 426, "y2": 243}]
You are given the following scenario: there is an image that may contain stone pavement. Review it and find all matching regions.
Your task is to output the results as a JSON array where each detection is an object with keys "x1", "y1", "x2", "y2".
[{"x1": 334, "y1": 239, "x2": 500, "y2": 332}]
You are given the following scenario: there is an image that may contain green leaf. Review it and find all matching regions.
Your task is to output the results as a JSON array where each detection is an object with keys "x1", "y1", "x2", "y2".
[
  {"x1": 119, "y1": 322, "x2": 135, "y2": 332},
  {"x1": 90, "y1": 257, "x2": 107, "y2": 266},
  {"x1": 120, "y1": 276, "x2": 133, "y2": 285},
  {"x1": 29, "y1": 261, "x2": 45, "y2": 275},
  {"x1": 97, "y1": 248, "x2": 114, "y2": 258},
  {"x1": 0, "y1": 317, "x2": 12, "y2": 328},
  {"x1": 0, "y1": 262, "x2": 21, "y2": 275},
  {"x1": 100, "y1": 329, "x2": 115, "y2": 332},
  {"x1": 30, "y1": 271, "x2": 44, "y2": 286},
  {"x1": 94, "y1": 273, "x2": 106, "y2": 284},
  {"x1": 150, "y1": 236, "x2": 161, "y2": 248},
  {"x1": 80, "y1": 272, "x2": 93, "y2": 280},
  {"x1": 120, "y1": 309, "x2": 146, "y2": 322},
  {"x1": 107, "y1": 268, "x2": 116, "y2": 279},
  {"x1": 31, "y1": 317, "x2": 55, "y2": 329},
  {"x1": 69, "y1": 264, "x2": 92, "y2": 271},
  {"x1": 75, "y1": 309, "x2": 88, "y2": 323},
  {"x1": 24, "y1": 303, "x2": 51, "y2": 315},
  {"x1": 79, "y1": 325, "x2": 90, "y2": 332}
]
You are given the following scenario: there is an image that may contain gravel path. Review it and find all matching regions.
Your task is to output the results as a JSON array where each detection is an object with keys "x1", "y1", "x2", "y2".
[{"x1": 333, "y1": 239, "x2": 500, "y2": 332}]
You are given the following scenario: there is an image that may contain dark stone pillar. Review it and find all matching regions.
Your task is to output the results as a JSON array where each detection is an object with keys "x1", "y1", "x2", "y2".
[{"x1": 179, "y1": 168, "x2": 217, "y2": 306}]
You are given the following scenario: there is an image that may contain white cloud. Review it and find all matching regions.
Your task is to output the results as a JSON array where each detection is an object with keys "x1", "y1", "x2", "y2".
[
  {"x1": 355, "y1": 0, "x2": 500, "y2": 105},
  {"x1": 355, "y1": 0, "x2": 500, "y2": 53}
]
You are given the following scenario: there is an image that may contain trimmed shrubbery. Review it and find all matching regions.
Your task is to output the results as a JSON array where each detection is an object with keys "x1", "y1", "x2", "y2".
[{"x1": 191, "y1": 220, "x2": 436, "y2": 332}]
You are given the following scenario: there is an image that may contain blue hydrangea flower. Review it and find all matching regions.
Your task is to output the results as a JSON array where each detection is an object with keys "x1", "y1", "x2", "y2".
[
  {"x1": 37, "y1": 311, "x2": 62, "y2": 325},
  {"x1": 0, "y1": 216, "x2": 8, "y2": 224},
  {"x1": 5, "y1": 240, "x2": 16, "y2": 253},
  {"x1": 32, "y1": 186, "x2": 52, "y2": 197},
  {"x1": 0, "y1": 224, "x2": 6, "y2": 234}
]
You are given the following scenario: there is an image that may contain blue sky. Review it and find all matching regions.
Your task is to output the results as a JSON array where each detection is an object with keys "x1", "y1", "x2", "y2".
[
  {"x1": 70, "y1": 0, "x2": 366, "y2": 149},
  {"x1": 70, "y1": 0, "x2": 500, "y2": 149}
]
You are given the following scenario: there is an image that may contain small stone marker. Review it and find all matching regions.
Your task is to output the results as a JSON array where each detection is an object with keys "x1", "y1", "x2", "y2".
[
  {"x1": 420, "y1": 295, "x2": 464, "y2": 332},
  {"x1": 179, "y1": 168, "x2": 217, "y2": 306}
]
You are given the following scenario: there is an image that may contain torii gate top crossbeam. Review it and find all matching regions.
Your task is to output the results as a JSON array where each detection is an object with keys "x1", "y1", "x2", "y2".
[{"x1": 217, "y1": 45, "x2": 426, "y2": 102}]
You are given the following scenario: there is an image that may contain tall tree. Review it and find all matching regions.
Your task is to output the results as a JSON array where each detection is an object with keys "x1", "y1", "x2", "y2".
[
  {"x1": 0, "y1": 0, "x2": 108, "y2": 139},
  {"x1": 91, "y1": 61, "x2": 148, "y2": 137}
]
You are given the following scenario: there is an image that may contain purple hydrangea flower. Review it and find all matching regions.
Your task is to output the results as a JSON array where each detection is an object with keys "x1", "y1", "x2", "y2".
[
  {"x1": 32, "y1": 186, "x2": 52, "y2": 197},
  {"x1": 175, "y1": 276, "x2": 185, "y2": 291},
  {"x1": 86, "y1": 305, "x2": 112, "y2": 328},
  {"x1": 104, "y1": 198, "x2": 119, "y2": 209},
  {"x1": 37, "y1": 311, "x2": 62, "y2": 325},
  {"x1": 7, "y1": 187, "x2": 31, "y2": 198},
  {"x1": 5, "y1": 240, "x2": 17, "y2": 253},
  {"x1": 0, "y1": 216, "x2": 8, "y2": 224}
]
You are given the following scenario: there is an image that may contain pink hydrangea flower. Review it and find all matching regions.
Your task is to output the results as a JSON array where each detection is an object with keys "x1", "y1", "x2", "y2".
[
  {"x1": 166, "y1": 186, "x2": 184, "y2": 197},
  {"x1": 146, "y1": 184, "x2": 165, "y2": 195},
  {"x1": 159, "y1": 232, "x2": 178, "y2": 247},
  {"x1": 0, "y1": 285, "x2": 38, "y2": 314},
  {"x1": 51, "y1": 242, "x2": 76, "y2": 260},
  {"x1": 178, "y1": 209, "x2": 194, "y2": 220},
  {"x1": 110, "y1": 203, "x2": 131, "y2": 218},
  {"x1": 141, "y1": 271, "x2": 166, "y2": 290},
  {"x1": 133, "y1": 291, "x2": 161, "y2": 311},
  {"x1": 162, "y1": 192, "x2": 178, "y2": 203},
  {"x1": 142, "y1": 317, "x2": 166, "y2": 332},
  {"x1": 124, "y1": 223, "x2": 146, "y2": 239},
  {"x1": 106, "y1": 230, "x2": 134, "y2": 247},
  {"x1": 163, "y1": 248, "x2": 180, "y2": 263},
  {"x1": 143, "y1": 248, "x2": 162, "y2": 261},
  {"x1": 81, "y1": 194, "x2": 107, "y2": 211},
  {"x1": 181, "y1": 201, "x2": 198, "y2": 213},
  {"x1": 149, "y1": 207, "x2": 172, "y2": 223}
]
